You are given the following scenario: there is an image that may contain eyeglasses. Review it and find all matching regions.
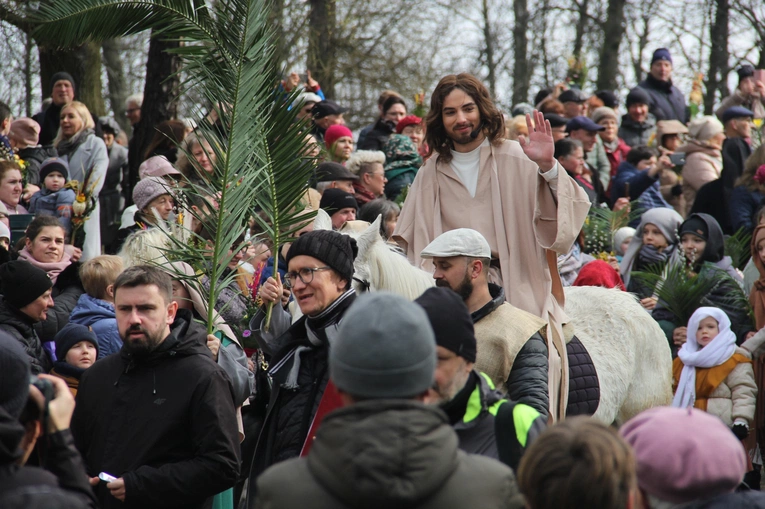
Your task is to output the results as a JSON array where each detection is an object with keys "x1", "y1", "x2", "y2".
[
  {"x1": 125, "y1": 108, "x2": 140, "y2": 114},
  {"x1": 284, "y1": 266, "x2": 331, "y2": 289}
]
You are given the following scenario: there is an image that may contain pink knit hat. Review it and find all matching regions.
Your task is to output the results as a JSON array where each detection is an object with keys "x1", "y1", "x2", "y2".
[
  {"x1": 620, "y1": 406, "x2": 747, "y2": 504},
  {"x1": 324, "y1": 124, "x2": 353, "y2": 149},
  {"x1": 9, "y1": 118, "x2": 40, "y2": 148},
  {"x1": 138, "y1": 155, "x2": 182, "y2": 179}
]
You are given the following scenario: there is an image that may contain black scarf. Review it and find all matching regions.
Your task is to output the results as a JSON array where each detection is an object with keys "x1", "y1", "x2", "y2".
[
  {"x1": 638, "y1": 244, "x2": 675, "y2": 267},
  {"x1": 56, "y1": 128, "x2": 94, "y2": 158},
  {"x1": 645, "y1": 73, "x2": 674, "y2": 93}
]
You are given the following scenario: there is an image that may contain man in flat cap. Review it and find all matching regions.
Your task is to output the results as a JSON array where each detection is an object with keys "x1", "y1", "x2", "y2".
[
  {"x1": 311, "y1": 100, "x2": 348, "y2": 145},
  {"x1": 421, "y1": 228, "x2": 551, "y2": 420},
  {"x1": 314, "y1": 161, "x2": 358, "y2": 195},
  {"x1": 720, "y1": 106, "x2": 755, "y2": 189},
  {"x1": 715, "y1": 65, "x2": 765, "y2": 121},
  {"x1": 394, "y1": 73, "x2": 590, "y2": 421}
]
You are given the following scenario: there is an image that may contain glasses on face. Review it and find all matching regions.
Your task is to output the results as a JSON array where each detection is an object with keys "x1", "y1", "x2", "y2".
[
  {"x1": 284, "y1": 266, "x2": 331, "y2": 289},
  {"x1": 126, "y1": 108, "x2": 140, "y2": 114}
]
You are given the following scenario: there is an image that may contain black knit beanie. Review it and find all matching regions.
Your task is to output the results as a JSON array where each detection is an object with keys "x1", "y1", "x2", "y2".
[
  {"x1": 54, "y1": 323, "x2": 99, "y2": 362},
  {"x1": 50, "y1": 72, "x2": 76, "y2": 93},
  {"x1": 415, "y1": 287, "x2": 477, "y2": 363},
  {"x1": 39, "y1": 158, "x2": 69, "y2": 182},
  {"x1": 320, "y1": 189, "x2": 358, "y2": 216},
  {"x1": 679, "y1": 216, "x2": 709, "y2": 242},
  {"x1": 285, "y1": 230, "x2": 358, "y2": 284},
  {"x1": 0, "y1": 260, "x2": 53, "y2": 309},
  {"x1": 0, "y1": 331, "x2": 31, "y2": 421}
]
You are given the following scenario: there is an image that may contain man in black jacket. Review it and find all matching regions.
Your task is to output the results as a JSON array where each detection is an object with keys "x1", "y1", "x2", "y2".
[
  {"x1": 71, "y1": 265, "x2": 240, "y2": 509},
  {"x1": 637, "y1": 48, "x2": 688, "y2": 123},
  {"x1": 415, "y1": 287, "x2": 545, "y2": 471},
  {"x1": 246, "y1": 229, "x2": 358, "y2": 503},
  {"x1": 0, "y1": 333, "x2": 97, "y2": 508},
  {"x1": 33, "y1": 72, "x2": 76, "y2": 147},
  {"x1": 0, "y1": 260, "x2": 55, "y2": 374},
  {"x1": 720, "y1": 106, "x2": 754, "y2": 190},
  {"x1": 420, "y1": 229, "x2": 551, "y2": 420}
]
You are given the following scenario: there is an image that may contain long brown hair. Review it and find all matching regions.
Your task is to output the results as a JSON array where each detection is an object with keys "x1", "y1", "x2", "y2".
[
  {"x1": 424, "y1": 73, "x2": 505, "y2": 163},
  {"x1": 735, "y1": 144, "x2": 765, "y2": 192},
  {"x1": 143, "y1": 120, "x2": 186, "y2": 161}
]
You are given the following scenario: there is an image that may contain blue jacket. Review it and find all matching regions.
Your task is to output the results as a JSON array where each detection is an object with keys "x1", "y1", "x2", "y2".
[
  {"x1": 729, "y1": 185, "x2": 764, "y2": 235},
  {"x1": 28, "y1": 187, "x2": 76, "y2": 234},
  {"x1": 638, "y1": 74, "x2": 689, "y2": 122},
  {"x1": 69, "y1": 294, "x2": 122, "y2": 359},
  {"x1": 611, "y1": 161, "x2": 671, "y2": 215}
]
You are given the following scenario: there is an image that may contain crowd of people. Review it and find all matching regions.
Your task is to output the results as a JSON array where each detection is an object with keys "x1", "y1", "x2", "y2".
[{"x1": 1, "y1": 45, "x2": 765, "y2": 509}]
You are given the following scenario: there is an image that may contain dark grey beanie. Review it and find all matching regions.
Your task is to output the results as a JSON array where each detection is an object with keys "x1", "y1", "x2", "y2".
[
  {"x1": 286, "y1": 229, "x2": 358, "y2": 284},
  {"x1": 0, "y1": 331, "x2": 32, "y2": 420},
  {"x1": 330, "y1": 292, "x2": 436, "y2": 399}
]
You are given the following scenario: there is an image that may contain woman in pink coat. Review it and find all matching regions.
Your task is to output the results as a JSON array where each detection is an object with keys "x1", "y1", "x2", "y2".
[{"x1": 678, "y1": 116, "x2": 725, "y2": 215}]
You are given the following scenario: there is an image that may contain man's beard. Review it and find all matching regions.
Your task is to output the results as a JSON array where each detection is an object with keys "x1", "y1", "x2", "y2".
[
  {"x1": 448, "y1": 126, "x2": 474, "y2": 146},
  {"x1": 435, "y1": 272, "x2": 473, "y2": 302},
  {"x1": 122, "y1": 324, "x2": 165, "y2": 357}
]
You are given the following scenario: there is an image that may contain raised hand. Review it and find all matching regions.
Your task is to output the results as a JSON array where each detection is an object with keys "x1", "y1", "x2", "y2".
[{"x1": 518, "y1": 110, "x2": 556, "y2": 172}]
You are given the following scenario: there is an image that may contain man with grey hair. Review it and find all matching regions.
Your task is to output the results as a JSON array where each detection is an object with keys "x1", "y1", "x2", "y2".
[
  {"x1": 253, "y1": 292, "x2": 523, "y2": 509},
  {"x1": 125, "y1": 93, "x2": 143, "y2": 128},
  {"x1": 421, "y1": 228, "x2": 550, "y2": 419},
  {"x1": 345, "y1": 150, "x2": 387, "y2": 205}
]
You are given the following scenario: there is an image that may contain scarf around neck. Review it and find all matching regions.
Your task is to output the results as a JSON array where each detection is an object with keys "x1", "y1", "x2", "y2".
[
  {"x1": 18, "y1": 246, "x2": 72, "y2": 285},
  {"x1": 56, "y1": 128, "x2": 93, "y2": 158},
  {"x1": 672, "y1": 307, "x2": 736, "y2": 409}
]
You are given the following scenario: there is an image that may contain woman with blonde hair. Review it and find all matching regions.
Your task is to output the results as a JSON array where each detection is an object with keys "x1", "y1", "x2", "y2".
[{"x1": 54, "y1": 100, "x2": 108, "y2": 259}]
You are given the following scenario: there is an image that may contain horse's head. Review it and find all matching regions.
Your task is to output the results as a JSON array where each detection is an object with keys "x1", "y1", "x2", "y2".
[{"x1": 339, "y1": 215, "x2": 382, "y2": 294}]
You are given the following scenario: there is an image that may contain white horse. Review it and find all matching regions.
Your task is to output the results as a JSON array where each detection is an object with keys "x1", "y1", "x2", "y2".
[{"x1": 326, "y1": 213, "x2": 673, "y2": 425}]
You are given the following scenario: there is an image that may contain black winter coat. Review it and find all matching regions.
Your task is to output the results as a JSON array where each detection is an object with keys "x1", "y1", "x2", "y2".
[
  {"x1": 17, "y1": 145, "x2": 58, "y2": 187},
  {"x1": 0, "y1": 421, "x2": 98, "y2": 509},
  {"x1": 71, "y1": 309, "x2": 241, "y2": 509},
  {"x1": 0, "y1": 296, "x2": 50, "y2": 374},
  {"x1": 639, "y1": 74, "x2": 689, "y2": 123},
  {"x1": 33, "y1": 103, "x2": 63, "y2": 148},
  {"x1": 32, "y1": 262, "x2": 84, "y2": 343},
  {"x1": 356, "y1": 118, "x2": 395, "y2": 151},
  {"x1": 721, "y1": 137, "x2": 752, "y2": 191}
]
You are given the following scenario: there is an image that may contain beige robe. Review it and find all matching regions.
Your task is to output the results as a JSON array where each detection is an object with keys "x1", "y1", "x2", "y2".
[{"x1": 393, "y1": 139, "x2": 591, "y2": 420}]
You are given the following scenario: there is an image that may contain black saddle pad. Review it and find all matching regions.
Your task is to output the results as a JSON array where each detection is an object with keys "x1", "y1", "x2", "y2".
[{"x1": 566, "y1": 336, "x2": 600, "y2": 416}]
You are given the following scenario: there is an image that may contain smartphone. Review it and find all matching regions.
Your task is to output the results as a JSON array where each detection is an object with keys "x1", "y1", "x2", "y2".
[
  {"x1": 754, "y1": 69, "x2": 765, "y2": 83},
  {"x1": 669, "y1": 152, "x2": 686, "y2": 166},
  {"x1": 98, "y1": 472, "x2": 118, "y2": 483}
]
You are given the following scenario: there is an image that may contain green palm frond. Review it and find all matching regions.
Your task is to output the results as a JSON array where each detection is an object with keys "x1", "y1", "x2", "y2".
[
  {"x1": 724, "y1": 227, "x2": 753, "y2": 271},
  {"x1": 631, "y1": 260, "x2": 745, "y2": 325},
  {"x1": 33, "y1": 0, "x2": 315, "y2": 334},
  {"x1": 583, "y1": 200, "x2": 642, "y2": 254}
]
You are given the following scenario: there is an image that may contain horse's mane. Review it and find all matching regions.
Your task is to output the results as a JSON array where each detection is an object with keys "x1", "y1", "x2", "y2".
[{"x1": 359, "y1": 239, "x2": 435, "y2": 300}]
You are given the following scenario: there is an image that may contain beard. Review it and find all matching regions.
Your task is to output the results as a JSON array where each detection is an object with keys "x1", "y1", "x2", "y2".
[
  {"x1": 121, "y1": 324, "x2": 165, "y2": 357},
  {"x1": 447, "y1": 124, "x2": 475, "y2": 146},
  {"x1": 435, "y1": 272, "x2": 473, "y2": 302}
]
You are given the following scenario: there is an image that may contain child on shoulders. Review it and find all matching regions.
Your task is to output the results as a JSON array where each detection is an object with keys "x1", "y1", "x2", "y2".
[{"x1": 28, "y1": 158, "x2": 76, "y2": 236}]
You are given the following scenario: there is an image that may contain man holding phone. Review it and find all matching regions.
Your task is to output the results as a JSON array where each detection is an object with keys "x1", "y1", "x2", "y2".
[{"x1": 716, "y1": 65, "x2": 765, "y2": 121}]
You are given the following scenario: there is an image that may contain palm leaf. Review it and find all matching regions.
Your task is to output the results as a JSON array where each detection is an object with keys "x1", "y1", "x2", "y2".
[
  {"x1": 33, "y1": 0, "x2": 316, "y2": 335},
  {"x1": 724, "y1": 227, "x2": 752, "y2": 271},
  {"x1": 631, "y1": 260, "x2": 745, "y2": 325},
  {"x1": 583, "y1": 200, "x2": 642, "y2": 254}
]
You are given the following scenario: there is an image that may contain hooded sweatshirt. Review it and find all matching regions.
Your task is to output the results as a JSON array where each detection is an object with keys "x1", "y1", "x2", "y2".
[
  {"x1": 69, "y1": 293, "x2": 122, "y2": 359},
  {"x1": 71, "y1": 309, "x2": 240, "y2": 509},
  {"x1": 253, "y1": 400, "x2": 523, "y2": 509}
]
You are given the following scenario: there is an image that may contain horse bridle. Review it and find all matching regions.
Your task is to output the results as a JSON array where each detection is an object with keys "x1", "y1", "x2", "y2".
[{"x1": 353, "y1": 276, "x2": 371, "y2": 293}]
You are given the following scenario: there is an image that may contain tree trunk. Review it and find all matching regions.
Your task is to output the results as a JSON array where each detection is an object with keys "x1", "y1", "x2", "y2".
[
  {"x1": 758, "y1": 36, "x2": 765, "y2": 69},
  {"x1": 126, "y1": 31, "x2": 181, "y2": 200},
  {"x1": 307, "y1": 0, "x2": 336, "y2": 98},
  {"x1": 704, "y1": 0, "x2": 729, "y2": 115},
  {"x1": 481, "y1": 0, "x2": 497, "y2": 100},
  {"x1": 572, "y1": 0, "x2": 590, "y2": 62},
  {"x1": 38, "y1": 41, "x2": 106, "y2": 116},
  {"x1": 596, "y1": 0, "x2": 626, "y2": 91},
  {"x1": 269, "y1": 0, "x2": 288, "y2": 69},
  {"x1": 24, "y1": 28, "x2": 34, "y2": 116},
  {"x1": 102, "y1": 38, "x2": 131, "y2": 134},
  {"x1": 512, "y1": 0, "x2": 530, "y2": 105}
]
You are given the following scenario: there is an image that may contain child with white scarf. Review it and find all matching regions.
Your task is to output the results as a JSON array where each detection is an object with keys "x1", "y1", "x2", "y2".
[{"x1": 672, "y1": 307, "x2": 756, "y2": 441}]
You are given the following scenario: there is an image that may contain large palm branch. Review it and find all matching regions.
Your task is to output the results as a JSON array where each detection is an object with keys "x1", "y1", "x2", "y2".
[{"x1": 32, "y1": 0, "x2": 316, "y2": 334}]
